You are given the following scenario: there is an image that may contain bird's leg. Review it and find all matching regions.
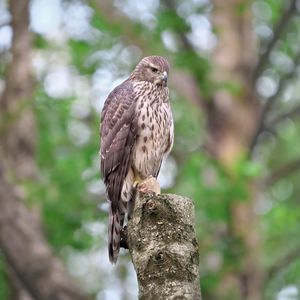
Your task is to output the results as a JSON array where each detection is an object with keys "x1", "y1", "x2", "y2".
[{"x1": 137, "y1": 176, "x2": 161, "y2": 195}]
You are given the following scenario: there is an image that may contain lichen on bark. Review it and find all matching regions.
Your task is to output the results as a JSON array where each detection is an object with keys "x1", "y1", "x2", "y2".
[{"x1": 127, "y1": 193, "x2": 201, "y2": 300}]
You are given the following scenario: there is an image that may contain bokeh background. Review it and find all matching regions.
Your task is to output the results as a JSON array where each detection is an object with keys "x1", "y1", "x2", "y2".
[{"x1": 0, "y1": 0, "x2": 300, "y2": 299}]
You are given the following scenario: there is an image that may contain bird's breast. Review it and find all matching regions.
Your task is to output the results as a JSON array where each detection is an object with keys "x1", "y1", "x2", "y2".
[{"x1": 132, "y1": 84, "x2": 173, "y2": 179}]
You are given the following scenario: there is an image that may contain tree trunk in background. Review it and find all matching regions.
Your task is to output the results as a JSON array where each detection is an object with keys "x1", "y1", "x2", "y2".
[
  {"x1": 210, "y1": 1, "x2": 263, "y2": 299},
  {"x1": 0, "y1": 1, "x2": 35, "y2": 298},
  {"x1": 0, "y1": 0, "x2": 36, "y2": 180},
  {"x1": 7, "y1": 266, "x2": 32, "y2": 300},
  {"x1": 0, "y1": 1, "x2": 90, "y2": 299},
  {"x1": 127, "y1": 193, "x2": 201, "y2": 300},
  {"x1": 0, "y1": 168, "x2": 90, "y2": 300}
]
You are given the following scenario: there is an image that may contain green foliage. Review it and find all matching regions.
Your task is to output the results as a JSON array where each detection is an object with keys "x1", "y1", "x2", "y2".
[
  {"x1": 172, "y1": 97, "x2": 203, "y2": 152},
  {"x1": 217, "y1": 80, "x2": 244, "y2": 97},
  {"x1": 25, "y1": 89, "x2": 102, "y2": 251},
  {"x1": 157, "y1": 9, "x2": 190, "y2": 32},
  {"x1": 34, "y1": 34, "x2": 49, "y2": 49},
  {"x1": 234, "y1": 2, "x2": 250, "y2": 15},
  {"x1": 233, "y1": 157, "x2": 263, "y2": 179},
  {"x1": 90, "y1": 9, "x2": 122, "y2": 36},
  {"x1": 69, "y1": 40, "x2": 96, "y2": 74},
  {"x1": 1, "y1": 0, "x2": 300, "y2": 299}
]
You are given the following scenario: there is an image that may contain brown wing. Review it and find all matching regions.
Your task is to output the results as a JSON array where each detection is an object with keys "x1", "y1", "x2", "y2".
[{"x1": 100, "y1": 80, "x2": 137, "y2": 213}]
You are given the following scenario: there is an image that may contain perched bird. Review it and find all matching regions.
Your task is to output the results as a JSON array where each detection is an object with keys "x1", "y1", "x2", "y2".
[{"x1": 100, "y1": 56, "x2": 174, "y2": 263}]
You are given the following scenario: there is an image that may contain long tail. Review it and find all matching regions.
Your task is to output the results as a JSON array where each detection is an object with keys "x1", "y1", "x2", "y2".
[{"x1": 108, "y1": 208, "x2": 124, "y2": 263}]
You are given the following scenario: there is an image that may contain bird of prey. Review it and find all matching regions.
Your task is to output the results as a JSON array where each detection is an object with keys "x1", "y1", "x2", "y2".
[{"x1": 100, "y1": 56, "x2": 174, "y2": 263}]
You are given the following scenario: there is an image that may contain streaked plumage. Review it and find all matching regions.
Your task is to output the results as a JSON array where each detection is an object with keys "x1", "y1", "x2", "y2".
[{"x1": 100, "y1": 56, "x2": 174, "y2": 263}]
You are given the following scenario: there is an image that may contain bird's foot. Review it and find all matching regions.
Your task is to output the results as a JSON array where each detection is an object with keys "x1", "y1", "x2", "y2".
[{"x1": 137, "y1": 176, "x2": 161, "y2": 195}]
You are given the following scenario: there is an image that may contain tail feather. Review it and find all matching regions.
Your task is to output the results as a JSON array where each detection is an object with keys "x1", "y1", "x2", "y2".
[{"x1": 108, "y1": 208, "x2": 125, "y2": 263}]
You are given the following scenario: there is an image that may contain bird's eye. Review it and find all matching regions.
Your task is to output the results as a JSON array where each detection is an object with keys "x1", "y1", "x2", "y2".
[{"x1": 151, "y1": 67, "x2": 159, "y2": 73}]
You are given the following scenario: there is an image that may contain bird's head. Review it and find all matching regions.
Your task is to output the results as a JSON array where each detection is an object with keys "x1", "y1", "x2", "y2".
[{"x1": 131, "y1": 56, "x2": 170, "y2": 87}]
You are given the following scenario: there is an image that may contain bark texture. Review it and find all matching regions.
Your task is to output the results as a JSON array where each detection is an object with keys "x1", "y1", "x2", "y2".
[
  {"x1": 0, "y1": 0, "x2": 36, "y2": 179},
  {"x1": 7, "y1": 265, "x2": 33, "y2": 300},
  {"x1": 127, "y1": 193, "x2": 201, "y2": 300}
]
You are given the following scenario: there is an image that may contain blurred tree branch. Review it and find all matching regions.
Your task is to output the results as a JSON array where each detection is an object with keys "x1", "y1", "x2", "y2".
[
  {"x1": 164, "y1": 0, "x2": 209, "y2": 112},
  {"x1": 6, "y1": 264, "x2": 35, "y2": 300},
  {"x1": 90, "y1": 0, "x2": 148, "y2": 52},
  {"x1": 266, "y1": 245, "x2": 300, "y2": 281},
  {"x1": 266, "y1": 103, "x2": 300, "y2": 130},
  {"x1": 249, "y1": 51, "x2": 300, "y2": 153},
  {"x1": 164, "y1": 0, "x2": 195, "y2": 52},
  {"x1": 264, "y1": 157, "x2": 300, "y2": 185},
  {"x1": 252, "y1": 0, "x2": 298, "y2": 81},
  {"x1": 170, "y1": 70, "x2": 205, "y2": 109}
]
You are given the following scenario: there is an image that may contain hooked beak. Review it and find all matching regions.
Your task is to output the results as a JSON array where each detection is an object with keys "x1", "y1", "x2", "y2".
[{"x1": 161, "y1": 71, "x2": 168, "y2": 86}]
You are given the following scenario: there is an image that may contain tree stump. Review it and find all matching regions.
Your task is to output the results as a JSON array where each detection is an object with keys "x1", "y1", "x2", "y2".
[{"x1": 127, "y1": 193, "x2": 201, "y2": 300}]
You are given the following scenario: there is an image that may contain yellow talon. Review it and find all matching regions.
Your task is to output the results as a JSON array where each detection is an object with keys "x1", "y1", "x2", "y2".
[{"x1": 137, "y1": 176, "x2": 161, "y2": 195}]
